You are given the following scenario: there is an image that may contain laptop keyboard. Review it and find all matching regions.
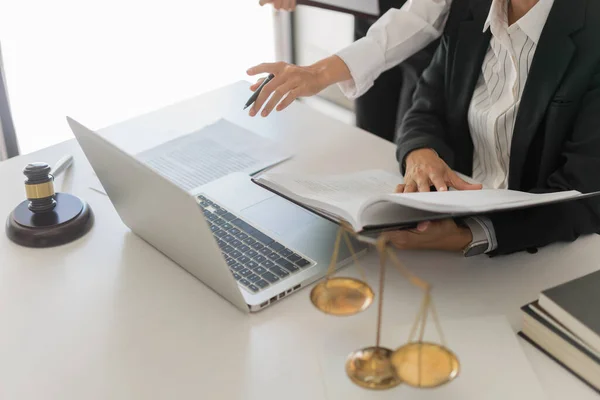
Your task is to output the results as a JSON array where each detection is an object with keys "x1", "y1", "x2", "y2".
[{"x1": 197, "y1": 195, "x2": 315, "y2": 294}]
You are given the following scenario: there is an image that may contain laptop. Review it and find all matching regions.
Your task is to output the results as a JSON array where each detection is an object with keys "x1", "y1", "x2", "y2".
[{"x1": 67, "y1": 117, "x2": 366, "y2": 312}]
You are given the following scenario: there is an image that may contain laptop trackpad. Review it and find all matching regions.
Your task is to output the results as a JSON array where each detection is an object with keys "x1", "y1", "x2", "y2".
[{"x1": 240, "y1": 197, "x2": 319, "y2": 240}]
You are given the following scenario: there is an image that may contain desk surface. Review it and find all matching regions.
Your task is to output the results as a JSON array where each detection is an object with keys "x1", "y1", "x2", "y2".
[{"x1": 1, "y1": 81, "x2": 598, "y2": 400}]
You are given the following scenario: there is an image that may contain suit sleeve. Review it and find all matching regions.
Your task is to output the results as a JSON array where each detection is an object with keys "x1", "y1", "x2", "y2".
[
  {"x1": 489, "y1": 67, "x2": 600, "y2": 255},
  {"x1": 395, "y1": 35, "x2": 456, "y2": 174}
]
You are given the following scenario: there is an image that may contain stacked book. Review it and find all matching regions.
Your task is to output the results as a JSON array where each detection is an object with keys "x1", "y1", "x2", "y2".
[{"x1": 520, "y1": 270, "x2": 600, "y2": 393}]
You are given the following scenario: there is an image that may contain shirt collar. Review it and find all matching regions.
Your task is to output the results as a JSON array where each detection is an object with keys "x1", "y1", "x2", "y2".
[{"x1": 483, "y1": 0, "x2": 555, "y2": 44}]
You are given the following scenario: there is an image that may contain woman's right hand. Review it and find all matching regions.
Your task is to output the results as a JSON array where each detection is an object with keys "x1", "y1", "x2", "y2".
[
  {"x1": 397, "y1": 148, "x2": 483, "y2": 193},
  {"x1": 246, "y1": 55, "x2": 351, "y2": 117}
]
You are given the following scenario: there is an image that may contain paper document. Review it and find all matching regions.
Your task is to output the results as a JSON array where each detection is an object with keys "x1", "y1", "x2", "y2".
[
  {"x1": 319, "y1": 315, "x2": 547, "y2": 400},
  {"x1": 136, "y1": 119, "x2": 291, "y2": 193},
  {"x1": 298, "y1": 0, "x2": 379, "y2": 16}
]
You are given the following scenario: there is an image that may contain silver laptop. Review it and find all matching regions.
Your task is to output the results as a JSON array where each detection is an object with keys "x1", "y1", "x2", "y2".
[{"x1": 67, "y1": 117, "x2": 365, "y2": 312}]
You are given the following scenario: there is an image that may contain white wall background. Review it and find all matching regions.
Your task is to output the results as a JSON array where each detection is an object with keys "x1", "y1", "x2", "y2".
[{"x1": 0, "y1": 0, "x2": 276, "y2": 155}]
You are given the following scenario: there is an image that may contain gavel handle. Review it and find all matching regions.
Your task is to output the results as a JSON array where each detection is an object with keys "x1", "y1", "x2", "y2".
[{"x1": 51, "y1": 155, "x2": 74, "y2": 179}]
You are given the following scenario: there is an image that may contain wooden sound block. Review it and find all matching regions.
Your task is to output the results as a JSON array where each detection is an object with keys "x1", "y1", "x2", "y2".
[{"x1": 6, "y1": 193, "x2": 94, "y2": 248}]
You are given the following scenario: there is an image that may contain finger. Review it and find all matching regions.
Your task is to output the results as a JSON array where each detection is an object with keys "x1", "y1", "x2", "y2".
[
  {"x1": 285, "y1": 0, "x2": 296, "y2": 10},
  {"x1": 261, "y1": 81, "x2": 295, "y2": 117},
  {"x1": 250, "y1": 78, "x2": 265, "y2": 91},
  {"x1": 403, "y1": 181, "x2": 418, "y2": 193},
  {"x1": 447, "y1": 171, "x2": 483, "y2": 191},
  {"x1": 384, "y1": 231, "x2": 411, "y2": 250},
  {"x1": 395, "y1": 184, "x2": 405, "y2": 193},
  {"x1": 429, "y1": 174, "x2": 447, "y2": 192},
  {"x1": 250, "y1": 75, "x2": 285, "y2": 115},
  {"x1": 247, "y1": 62, "x2": 283, "y2": 77},
  {"x1": 276, "y1": 88, "x2": 299, "y2": 112},
  {"x1": 414, "y1": 175, "x2": 431, "y2": 192},
  {"x1": 273, "y1": 0, "x2": 283, "y2": 9},
  {"x1": 416, "y1": 221, "x2": 431, "y2": 232},
  {"x1": 258, "y1": 0, "x2": 271, "y2": 6}
]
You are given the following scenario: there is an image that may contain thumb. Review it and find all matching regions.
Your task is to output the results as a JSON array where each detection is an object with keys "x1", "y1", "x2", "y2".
[
  {"x1": 447, "y1": 171, "x2": 483, "y2": 191},
  {"x1": 416, "y1": 221, "x2": 431, "y2": 232}
]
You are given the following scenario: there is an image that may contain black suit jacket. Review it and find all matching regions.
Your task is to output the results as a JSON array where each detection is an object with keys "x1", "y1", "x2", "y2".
[{"x1": 396, "y1": 0, "x2": 600, "y2": 255}]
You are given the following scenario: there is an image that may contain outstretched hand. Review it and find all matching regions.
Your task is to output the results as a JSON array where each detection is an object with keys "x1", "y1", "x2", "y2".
[{"x1": 259, "y1": 0, "x2": 297, "y2": 11}]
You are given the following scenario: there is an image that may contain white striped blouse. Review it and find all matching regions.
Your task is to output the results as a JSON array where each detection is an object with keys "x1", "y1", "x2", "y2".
[{"x1": 467, "y1": 0, "x2": 554, "y2": 189}]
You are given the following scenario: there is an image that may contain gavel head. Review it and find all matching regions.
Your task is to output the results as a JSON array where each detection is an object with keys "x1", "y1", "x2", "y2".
[{"x1": 23, "y1": 162, "x2": 56, "y2": 213}]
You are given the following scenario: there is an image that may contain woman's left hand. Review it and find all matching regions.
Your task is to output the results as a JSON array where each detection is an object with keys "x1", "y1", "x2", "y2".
[{"x1": 384, "y1": 220, "x2": 472, "y2": 252}]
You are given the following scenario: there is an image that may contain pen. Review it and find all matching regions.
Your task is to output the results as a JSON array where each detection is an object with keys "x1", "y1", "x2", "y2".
[
  {"x1": 51, "y1": 155, "x2": 74, "y2": 178},
  {"x1": 244, "y1": 74, "x2": 275, "y2": 110}
]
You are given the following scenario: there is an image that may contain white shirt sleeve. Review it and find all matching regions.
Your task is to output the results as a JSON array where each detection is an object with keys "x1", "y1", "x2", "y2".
[{"x1": 336, "y1": 0, "x2": 453, "y2": 99}]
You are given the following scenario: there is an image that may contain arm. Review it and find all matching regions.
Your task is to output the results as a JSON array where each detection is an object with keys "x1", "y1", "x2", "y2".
[
  {"x1": 488, "y1": 68, "x2": 600, "y2": 255},
  {"x1": 247, "y1": 0, "x2": 453, "y2": 117},
  {"x1": 337, "y1": 0, "x2": 452, "y2": 99}
]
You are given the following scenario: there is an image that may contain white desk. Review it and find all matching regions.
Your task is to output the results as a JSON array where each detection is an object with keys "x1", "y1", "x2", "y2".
[{"x1": 0, "y1": 82, "x2": 598, "y2": 399}]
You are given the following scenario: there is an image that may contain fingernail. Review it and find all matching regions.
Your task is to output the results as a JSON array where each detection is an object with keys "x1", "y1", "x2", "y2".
[
  {"x1": 249, "y1": 109, "x2": 256, "y2": 117},
  {"x1": 261, "y1": 110, "x2": 267, "y2": 117},
  {"x1": 440, "y1": 187, "x2": 447, "y2": 191}
]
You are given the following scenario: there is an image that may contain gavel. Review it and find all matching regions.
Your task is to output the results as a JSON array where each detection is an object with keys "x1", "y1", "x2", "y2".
[{"x1": 6, "y1": 159, "x2": 94, "y2": 248}]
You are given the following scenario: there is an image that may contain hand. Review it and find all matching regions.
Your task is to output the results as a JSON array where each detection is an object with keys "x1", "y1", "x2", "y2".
[
  {"x1": 246, "y1": 55, "x2": 351, "y2": 117},
  {"x1": 384, "y1": 220, "x2": 472, "y2": 252},
  {"x1": 259, "y1": 0, "x2": 297, "y2": 11},
  {"x1": 397, "y1": 148, "x2": 483, "y2": 192}
]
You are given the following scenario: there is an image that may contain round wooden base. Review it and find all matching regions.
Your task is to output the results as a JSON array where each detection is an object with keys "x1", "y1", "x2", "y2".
[{"x1": 5, "y1": 193, "x2": 94, "y2": 248}]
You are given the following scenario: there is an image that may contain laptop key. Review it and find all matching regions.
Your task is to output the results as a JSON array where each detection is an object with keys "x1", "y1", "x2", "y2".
[
  {"x1": 254, "y1": 266, "x2": 267, "y2": 275},
  {"x1": 239, "y1": 268, "x2": 253, "y2": 277},
  {"x1": 198, "y1": 195, "x2": 207, "y2": 202},
  {"x1": 247, "y1": 284, "x2": 259, "y2": 293},
  {"x1": 205, "y1": 213, "x2": 217, "y2": 221},
  {"x1": 217, "y1": 240, "x2": 226, "y2": 248},
  {"x1": 253, "y1": 232, "x2": 274, "y2": 245},
  {"x1": 238, "y1": 256, "x2": 251, "y2": 265},
  {"x1": 255, "y1": 279, "x2": 269, "y2": 289},
  {"x1": 214, "y1": 219, "x2": 225, "y2": 226},
  {"x1": 247, "y1": 250, "x2": 258, "y2": 258},
  {"x1": 230, "y1": 250, "x2": 243, "y2": 259},
  {"x1": 296, "y1": 258, "x2": 311, "y2": 268},
  {"x1": 262, "y1": 260, "x2": 275, "y2": 269},
  {"x1": 222, "y1": 245, "x2": 235, "y2": 254},
  {"x1": 277, "y1": 259, "x2": 299, "y2": 273},
  {"x1": 215, "y1": 208, "x2": 228, "y2": 216},
  {"x1": 231, "y1": 240, "x2": 243, "y2": 248},
  {"x1": 239, "y1": 278, "x2": 251, "y2": 286},
  {"x1": 251, "y1": 242, "x2": 264, "y2": 251},
  {"x1": 247, "y1": 274, "x2": 261, "y2": 283},
  {"x1": 269, "y1": 265, "x2": 290, "y2": 278},
  {"x1": 238, "y1": 245, "x2": 251, "y2": 253},
  {"x1": 223, "y1": 235, "x2": 235, "y2": 242},
  {"x1": 229, "y1": 228, "x2": 241, "y2": 235},
  {"x1": 231, "y1": 263, "x2": 243, "y2": 272},
  {"x1": 268, "y1": 253, "x2": 280, "y2": 261},
  {"x1": 226, "y1": 258, "x2": 237, "y2": 266},
  {"x1": 268, "y1": 242, "x2": 285, "y2": 252},
  {"x1": 279, "y1": 248, "x2": 294, "y2": 258},
  {"x1": 233, "y1": 272, "x2": 241, "y2": 280},
  {"x1": 247, "y1": 261, "x2": 259, "y2": 270},
  {"x1": 236, "y1": 232, "x2": 248, "y2": 240},
  {"x1": 261, "y1": 271, "x2": 280, "y2": 283},
  {"x1": 222, "y1": 223, "x2": 233, "y2": 231},
  {"x1": 210, "y1": 224, "x2": 220, "y2": 232},
  {"x1": 215, "y1": 230, "x2": 227, "y2": 238},
  {"x1": 254, "y1": 255, "x2": 267, "y2": 263},
  {"x1": 243, "y1": 237, "x2": 257, "y2": 246},
  {"x1": 288, "y1": 254, "x2": 302, "y2": 263},
  {"x1": 259, "y1": 247, "x2": 273, "y2": 256}
]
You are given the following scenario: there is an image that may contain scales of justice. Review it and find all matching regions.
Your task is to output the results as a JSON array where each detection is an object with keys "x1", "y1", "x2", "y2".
[{"x1": 310, "y1": 223, "x2": 460, "y2": 390}]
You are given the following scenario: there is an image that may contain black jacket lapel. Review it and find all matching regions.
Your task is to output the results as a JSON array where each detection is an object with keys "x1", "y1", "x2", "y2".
[
  {"x1": 509, "y1": 0, "x2": 586, "y2": 188},
  {"x1": 449, "y1": 0, "x2": 492, "y2": 174}
]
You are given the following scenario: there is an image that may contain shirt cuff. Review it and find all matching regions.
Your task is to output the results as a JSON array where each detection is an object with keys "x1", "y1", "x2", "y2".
[
  {"x1": 335, "y1": 36, "x2": 386, "y2": 100},
  {"x1": 466, "y1": 216, "x2": 498, "y2": 253}
]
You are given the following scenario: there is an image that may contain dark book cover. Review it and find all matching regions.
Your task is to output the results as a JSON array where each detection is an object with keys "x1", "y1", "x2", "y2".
[
  {"x1": 542, "y1": 269, "x2": 600, "y2": 338},
  {"x1": 521, "y1": 304, "x2": 600, "y2": 365}
]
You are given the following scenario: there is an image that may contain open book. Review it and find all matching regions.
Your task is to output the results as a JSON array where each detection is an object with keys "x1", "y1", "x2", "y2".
[{"x1": 252, "y1": 169, "x2": 593, "y2": 232}]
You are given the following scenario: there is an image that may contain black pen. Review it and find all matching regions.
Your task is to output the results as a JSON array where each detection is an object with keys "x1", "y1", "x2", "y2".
[{"x1": 244, "y1": 74, "x2": 275, "y2": 110}]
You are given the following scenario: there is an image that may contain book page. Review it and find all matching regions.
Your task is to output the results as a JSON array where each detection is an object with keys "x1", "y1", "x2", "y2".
[
  {"x1": 257, "y1": 170, "x2": 403, "y2": 230},
  {"x1": 379, "y1": 189, "x2": 582, "y2": 214},
  {"x1": 298, "y1": 0, "x2": 379, "y2": 16}
]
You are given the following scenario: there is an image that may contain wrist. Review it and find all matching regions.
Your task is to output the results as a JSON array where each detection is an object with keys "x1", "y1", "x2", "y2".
[{"x1": 312, "y1": 55, "x2": 352, "y2": 89}]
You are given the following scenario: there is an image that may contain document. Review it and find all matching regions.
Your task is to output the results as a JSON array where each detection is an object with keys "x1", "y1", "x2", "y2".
[
  {"x1": 253, "y1": 169, "x2": 596, "y2": 232},
  {"x1": 136, "y1": 119, "x2": 292, "y2": 192},
  {"x1": 297, "y1": 0, "x2": 380, "y2": 17},
  {"x1": 319, "y1": 315, "x2": 548, "y2": 400}
]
